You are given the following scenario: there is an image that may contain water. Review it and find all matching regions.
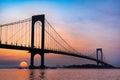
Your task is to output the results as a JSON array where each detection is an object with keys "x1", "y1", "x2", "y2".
[{"x1": 0, "y1": 69, "x2": 120, "y2": 80}]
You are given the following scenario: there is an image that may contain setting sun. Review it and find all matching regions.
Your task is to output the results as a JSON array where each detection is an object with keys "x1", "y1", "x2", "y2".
[{"x1": 19, "y1": 61, "x2": 28, "y2": 68}]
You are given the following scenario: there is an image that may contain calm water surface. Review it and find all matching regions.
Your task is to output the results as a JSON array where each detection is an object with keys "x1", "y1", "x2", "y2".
[{"x1": 0, "y1": 69, "x2": 120, "y2": 80}]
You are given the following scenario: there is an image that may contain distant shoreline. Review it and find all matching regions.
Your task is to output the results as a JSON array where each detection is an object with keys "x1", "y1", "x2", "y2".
[
  {"x1": 0, "y1": 68, "x2": 120, "y2": 69},
  {"x1": 0, "y1": 65, "x2": 119, "y2": 69}
]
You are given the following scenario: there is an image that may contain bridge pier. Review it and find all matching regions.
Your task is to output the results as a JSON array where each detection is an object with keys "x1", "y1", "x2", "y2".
[
  {"x1": 29, "y1": 52, "x2": 45, "y2": 69},
  {"x1": 29, "y1": 52, "x2": 34, "y2": 69},
  {"x1": 40, "y1": 53, "x2": 45, "y2": 69}
]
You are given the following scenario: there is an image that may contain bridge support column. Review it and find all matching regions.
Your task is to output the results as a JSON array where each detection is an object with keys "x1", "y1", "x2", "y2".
[
  {"x1": 29, "y1": 14, "x2": 45, "y2": 69},
  {"x1": 40, "y1": 53, "x2": 45, "y2": 69},
  {"x1": 29, "y1": 52, "x2": 35, "y2": 69},
  {"x1": 96, "y1": 48, "x2": 103, "y2": 66},
  {"x1": 40, "y1": 14, "x2": 45, "y2": 69}
]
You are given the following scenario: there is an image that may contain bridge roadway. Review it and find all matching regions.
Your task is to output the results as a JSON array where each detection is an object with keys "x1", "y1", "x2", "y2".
[{"x1": 0, "y1": 44, "x2": 114, "y2": 68}]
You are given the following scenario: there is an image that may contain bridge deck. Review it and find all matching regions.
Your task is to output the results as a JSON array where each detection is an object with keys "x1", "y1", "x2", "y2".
[{"x1": 0, "y1": 44, "x2": 114, "y2": 68}]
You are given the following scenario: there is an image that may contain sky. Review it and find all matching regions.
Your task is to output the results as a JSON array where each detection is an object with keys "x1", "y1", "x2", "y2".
[{"x1": 0, "y1": 0, "x2": 120, "y2": 67}]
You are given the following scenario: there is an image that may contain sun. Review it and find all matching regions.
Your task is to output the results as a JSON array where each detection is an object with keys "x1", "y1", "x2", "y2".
[{"x1": 19, "y1": 61, "x2": 28, "y2": 68}]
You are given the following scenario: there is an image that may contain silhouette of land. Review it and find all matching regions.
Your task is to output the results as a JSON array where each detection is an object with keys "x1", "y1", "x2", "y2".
[
  {"x1": 62, "y1": 64, "x2": 115, "y2": 69},
  {"x1": 0, "y1": 64, "x2": 117, "y2": 69}
]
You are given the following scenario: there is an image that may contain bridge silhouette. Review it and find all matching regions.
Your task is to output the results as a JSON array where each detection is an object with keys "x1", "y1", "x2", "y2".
[{"x1": 0, "y1": 15, "x2": 114, "y2": 69}]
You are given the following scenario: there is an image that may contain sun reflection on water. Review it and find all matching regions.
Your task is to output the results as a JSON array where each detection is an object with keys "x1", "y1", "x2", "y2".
[
  {"x1": 0, "y1": 69, "x2": 120, "y2": 80},
  {"x1": 29, "y1": 70, "x2": 46, "y2": 80}
]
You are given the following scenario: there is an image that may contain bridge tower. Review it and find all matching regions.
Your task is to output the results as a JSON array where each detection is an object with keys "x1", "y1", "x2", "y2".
[
  {"x1": 29, "y1": 15, "x2": 45, "y2": 69},
  {"x1": 96, "y1": 48, "x2": 103, "y2": 66}
]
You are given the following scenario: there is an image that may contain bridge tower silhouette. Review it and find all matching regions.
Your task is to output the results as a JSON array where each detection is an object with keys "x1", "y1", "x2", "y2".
[
  {"x1": 0, "y1": 14, "x2": 114, "y2": 69},
  {"x1": 96, "y1": 48, "x2": 103, "y2": 66},
  {"x1": 29, "y1": 15, "x2": 45, "y2": 69}
]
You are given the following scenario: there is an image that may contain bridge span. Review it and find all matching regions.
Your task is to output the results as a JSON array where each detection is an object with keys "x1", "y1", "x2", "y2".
[
  {"x1": 0, "y1": 43, "x2": 114, "y2": 68},
  {"x1": 0, "y1": 14, "x2": 114, "y2": 69}
]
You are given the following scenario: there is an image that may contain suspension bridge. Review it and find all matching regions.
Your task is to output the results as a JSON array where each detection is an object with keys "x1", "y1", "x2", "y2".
[{"x1": 0, "y1": 14, "x2": 114, "y2": 69}]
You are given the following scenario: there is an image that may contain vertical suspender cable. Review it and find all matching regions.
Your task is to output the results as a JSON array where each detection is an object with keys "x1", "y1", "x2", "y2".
[
  {"x1": 48, "y1": 25, "x2": 50, "y2": 49},
  {"x1": 18, "y1": 22, "x2": 20, "y2": 45},
  {"x1": 35, "y1": 22, "x2": 37, "y2": 48},
  {"x1": 20, "y1": 22, "x2": 22, "y2": 46},
  {"x1": 5, "y1": 26, "x2": 8, "y2": 44},
  {"x1": 12, "y1": 24, "x2": 13, "y2": 44},
  {"x1": 39, "y1": 22, "x2": 41, "y2": 48},
  {"x1": 16, "y1": 23, "x2": 18, "y2": 45},
  {"x1": 23, "y1": 22, "x2": 25, "y2": 46},
  {"x1": 25, "y1": 22, "x2": 26, "y2": 46},
  {"x1": 49, "y1": 25, "x2": 51, "y2": 50},
  {"x1": 13, "y1": 24, "x2": 14, "y2": 44},
  {"x1": 0, "y1": 26, "x2": 2, "y2": 44},
  {"x1": 51, "y1": 27, "x2": 53, "y2": 50},
  {"x1": 28, "y1": 21, "x2": 30, "y2": 47}
]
